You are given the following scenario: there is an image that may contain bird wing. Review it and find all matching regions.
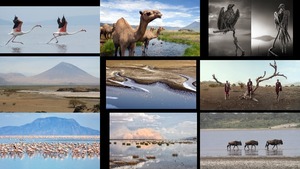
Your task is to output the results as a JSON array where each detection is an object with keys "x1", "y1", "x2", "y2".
[
  {"x1": 217, "y1": 7, "x2": 225, "y2": 30},
  {"x1": 231, "y1": 9, "x2": 239, "y2": 27}
]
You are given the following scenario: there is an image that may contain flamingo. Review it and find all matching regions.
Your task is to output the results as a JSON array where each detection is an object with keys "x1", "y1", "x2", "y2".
[
  {"x1": 6, "y1": 16, "x2": 42, "y2": 45},
  {"x1": 47, "y1": 15, "x2": 86, "y2": 44}
]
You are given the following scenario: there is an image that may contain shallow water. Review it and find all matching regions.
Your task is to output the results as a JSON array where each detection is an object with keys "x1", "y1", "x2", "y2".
[
  {"x1": 0, "y1": 138, "x2": 100, "y2": 169},
  {"x1": 200, "y1": 129, "x2": 300, "y2": 157},
  {"x1": 0, "y1": 25, "x2": 99, "y2": 53},
  {"x1": 110, "y1": 140, "x2": 197, "y2": 169},
  {"x1": 106, "y1": 79, "x2": 196, "y2": 109},
  {"x1": 113, "y1": 39, "x2": 190, "y2": 56}
]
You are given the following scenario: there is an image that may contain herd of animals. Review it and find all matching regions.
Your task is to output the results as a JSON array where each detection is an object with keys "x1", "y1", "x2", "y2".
[
  {"x1": 100, "y1": 10, "x2": 164, "y2": 56},
  {"x1": 227, "y1": 139, "x2": 283, "y2": 150}
]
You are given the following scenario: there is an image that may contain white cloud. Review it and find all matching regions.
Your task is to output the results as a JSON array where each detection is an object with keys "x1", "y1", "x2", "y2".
[
  {"x1": 100, "y1": 0, "x2": 200, "y2": 27},
  {"x1": 160, "y1": 121, "x2": 197, "y2": 139},
  {"x1": 110, "y1": 113, "x2": 160, "y2": 123}
]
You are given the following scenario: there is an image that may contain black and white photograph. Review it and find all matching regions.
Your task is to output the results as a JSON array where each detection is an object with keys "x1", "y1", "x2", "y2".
[
  {"x1": 251, "y1": 0, "x2": 293, "y2": 56},
  {"x1": 209, "y1": 0, "x2": 251, "y2": 56}
]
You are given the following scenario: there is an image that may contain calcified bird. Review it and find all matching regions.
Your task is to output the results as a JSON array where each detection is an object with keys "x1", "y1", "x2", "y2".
[
  {"x1": 6, "y1": 16, "x2": 41, "y2": 45},
  {"x1": 47, "y1": 16, "x2": 86, "y2": 44},
  {"x1": 213, "y1": 4, "x2": 245, "y2": 56},
  {"x1": 269, "y1": 4, "x2": 291, "y2": 56}
]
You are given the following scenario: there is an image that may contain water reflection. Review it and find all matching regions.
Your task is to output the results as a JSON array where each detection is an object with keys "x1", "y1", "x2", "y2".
[
  {"x1": 245, "y1": 149, "x2": 259, "y2": 156},
  {"x1": 266, "y1": 150, "x2": 283, "y2": 156},
  {"x1": 11, "y1": 47, "x2": 22, "y2": 53},
  {"x1": 227, "y1": 149, "x2": 242, "y2": 156},
  {"x1": 53, "y1": 44, "x2": 67, "y2": 53}
]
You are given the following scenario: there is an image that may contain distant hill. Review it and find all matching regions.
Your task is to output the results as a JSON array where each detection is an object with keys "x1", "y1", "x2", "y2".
[
  {"x1": 181, "y1": 21, "x2": 200, "y2": 32},
  {"x1": 0, "y1": 117, "x2": 100, "y2": 135},
  {"x1": 253, "y1": 35, "x2": 275, "y2": 42},
  {"x1": 0, "y1": 62, "x2": 99, "y2": 85},
  {"x1": 100, "y1": 22, "x2": 181, "y2": 31}
]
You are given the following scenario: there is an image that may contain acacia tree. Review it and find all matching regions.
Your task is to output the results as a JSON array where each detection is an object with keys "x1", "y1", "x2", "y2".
[{"x1": 212, "y1": 60, "x2": 287, "y2": 101}]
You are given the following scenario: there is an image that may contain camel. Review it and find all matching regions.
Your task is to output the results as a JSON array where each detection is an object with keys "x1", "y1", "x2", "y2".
[
  {"x1": 227, "y1": 140, "x2": 242, "y2": 150},
  {"x1": 244, "y1": 140, "x2": 258, "y2": 150},
  {"x1": 265, "y1": 139, "x2": 283, "y2": 150},
  {"x1": 112, "y1": 10, "x2": 162, "y2": 56},
  {"x1": 101, "y1": 24, "x2": 114, "y2": 39},
  {"x1": 140, "y1": 26, "x2": 165, "y2": 55}
]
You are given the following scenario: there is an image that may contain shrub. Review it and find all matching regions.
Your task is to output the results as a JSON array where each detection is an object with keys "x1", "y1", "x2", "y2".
[{"x1": 69, "y1": 99, "x2": 86, "y2": 108}]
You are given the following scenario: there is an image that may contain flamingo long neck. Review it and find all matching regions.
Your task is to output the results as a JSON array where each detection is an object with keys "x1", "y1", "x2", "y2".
[
  {"x1": 68, "y1": 30, "x2": 84, "y2": 35},
  {"x1": 134, "y1": 16, "x2": 149, "y2": 41},
  {"x1": 23, "y1": 25, "x2": 39, "y2": 34}
]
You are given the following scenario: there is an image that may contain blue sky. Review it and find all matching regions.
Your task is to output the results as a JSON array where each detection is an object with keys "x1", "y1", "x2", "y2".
[
  {"x1": 110, "y1": 113, "x2": 197, "y2": 139},
  {"x1": 0, "y1": 113, "x2": 100, "y2": 131},
  {"x1": 0, "y1": 57, "x2": 100, "y2": 78},
  {"x1": 200, "y1": 60, "x2": 300, "y2": 85},
  {"x1": 100, "y1": 0, "x2": 200, "y2": 27},
  {"x1": 0, "y1": 7, "x2": 98, "y2": 23}
]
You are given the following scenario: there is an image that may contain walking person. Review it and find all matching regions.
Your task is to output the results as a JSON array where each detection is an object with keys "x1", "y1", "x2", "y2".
[
  {"x1": 225, "y1": 80, "x2": 231, "y2": 100},
  {"x1": 275, "y1": 79, "x2": 282, "y2": 102},
  {"x1": 247, "y1": 78, "x2": 253, "y2": 98}
]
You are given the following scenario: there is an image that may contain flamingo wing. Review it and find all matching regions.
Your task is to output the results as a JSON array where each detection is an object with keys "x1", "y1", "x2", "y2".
[{"x1": 274, "y1": 12, "x2": 280, "y2": 30}]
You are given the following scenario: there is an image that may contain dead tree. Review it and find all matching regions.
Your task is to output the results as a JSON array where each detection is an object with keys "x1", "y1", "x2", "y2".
[{"x1": 212, "y1": 60, "x2": 287, "y2": 102}]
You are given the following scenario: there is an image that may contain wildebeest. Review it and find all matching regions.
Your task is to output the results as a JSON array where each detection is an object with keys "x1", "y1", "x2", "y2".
[
  {"x1": 265, "y1": 139, "x2": 283, "y2": 150},
  {"x1": 227, "y1": 141, "x2": 242, "y2": 150},
  {"x1": 244, "y1": 140, "x2": 258, "y2": 150}
]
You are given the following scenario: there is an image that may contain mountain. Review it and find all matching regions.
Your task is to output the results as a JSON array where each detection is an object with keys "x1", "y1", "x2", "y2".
[
  {"x1": 0, "y1": 62, "x2": 99, "y2": 85},
  {"x1": 181, "y1": 21, "x2": 200, "y2": 32},
  {"x1": 0, "y1": 117, "x2": 100, "y2": 135},
  {"x1": 100, "y1": 23, "x2": 181, "y2": 31}
]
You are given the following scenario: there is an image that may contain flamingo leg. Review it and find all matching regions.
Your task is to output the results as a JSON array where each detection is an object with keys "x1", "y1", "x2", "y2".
[
  {"x1": 11, "y1": 36, "x2": 23, "y2": 45},
  {"x1": 5, "y1": 36, "x2": 15, "y2": 45},
  {"x1": 47, "y1": 34, "x2": 59, "y2": 44}
]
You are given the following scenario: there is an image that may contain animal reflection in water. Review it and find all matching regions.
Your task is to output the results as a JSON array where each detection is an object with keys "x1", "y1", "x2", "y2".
[
  {"x1": 0, "y1": 142, "x2": 100, "y2": 159},
  {"x1": 266, "y1": 149, "x2": 283, "y2": 156},
  {"x1": 227, "y1": 149, "x2": 242, "y2": 156},
  {"x1": 265, "y1": 139, "x2": 283, "y2": 150},
  {"x1": 227, "y1": 140, "x2": 242, "y2": 150},
  {"x1": 245, "y1": 149, "x2": 258, "y2": 156},
  {"x1": 244, "y1": 140, "x2": 258, "y2": 150}
]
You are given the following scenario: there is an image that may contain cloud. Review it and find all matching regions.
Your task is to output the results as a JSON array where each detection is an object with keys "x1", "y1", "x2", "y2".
[
  {"x1": 100, "y1": 0, "x2": 200, "y2": 27},
  {"x1": 161, "y1": 121, "x2": 197, "y2": 138},
  {"x1": 123, "y1": 128, "x2": 163, "y2": 139},
  {"x1": 110, "y1": 113, "x2": 160, "y2": 123}
]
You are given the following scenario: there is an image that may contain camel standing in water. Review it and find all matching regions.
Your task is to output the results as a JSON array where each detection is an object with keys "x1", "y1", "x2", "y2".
[
  {"x1": 265, "y1": 139, "x2": 283, "y2": 150},
  {"x1": 227, "y1": 141, "x2": 242, "y2": 150},
  {"x1": 112, "y1": 10, "x2": 162, "y2": 56},
  {"x1": 244, "y1": 140, "x2": 258, "y2": 150}
]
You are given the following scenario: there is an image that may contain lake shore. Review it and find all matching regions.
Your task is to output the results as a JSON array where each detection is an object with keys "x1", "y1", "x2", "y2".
[
  {"x1": 200, "y1": 127, "x2": 300, "y2": 131},
  {"x1": 201, "y1": 156, "x2": 300, "y2": 169}
]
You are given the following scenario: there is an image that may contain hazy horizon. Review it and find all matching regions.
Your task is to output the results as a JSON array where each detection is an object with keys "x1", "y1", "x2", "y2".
[{"x1": 0, "y1": 57, "x2": 100, "y2": 78}]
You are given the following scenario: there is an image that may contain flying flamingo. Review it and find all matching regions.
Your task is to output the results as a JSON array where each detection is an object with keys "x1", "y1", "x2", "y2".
[
  {"x1": 6, "y1": 16, "x2": 42, "y2": 45},
  {"x1": 47, "y1": 16, "x2": 86, "y2": 44}
]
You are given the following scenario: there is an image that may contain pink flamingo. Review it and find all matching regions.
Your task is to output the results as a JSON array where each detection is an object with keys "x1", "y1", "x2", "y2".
[
  {"x1": 47, "y1": 16, "x2": 86, "y2": 44},
  {"x1": 6, "y1": 16, "x2": 41, "y2": 45}
]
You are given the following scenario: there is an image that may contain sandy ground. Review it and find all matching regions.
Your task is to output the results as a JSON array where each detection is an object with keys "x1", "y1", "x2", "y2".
[
  {"x1": 106, "y1": 60, "x2": 196, "y2": 91},
  {"x1": 0, "y1": 87, "x2": 99, "y2": 112},
  {"x1": 201, "y1": 157, "x2": 300, "y2": 169},
  {"x1": 200, "y1": 85, "x2": 300, "y2": 110}
]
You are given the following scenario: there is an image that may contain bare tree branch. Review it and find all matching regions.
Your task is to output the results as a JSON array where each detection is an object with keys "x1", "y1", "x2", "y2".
[
  {"x1": 253, "y1": 60, "x2": 287, "y2": 93},
  {"x1": 212, "y1": 74, "x2": 223, "y2": 85}
]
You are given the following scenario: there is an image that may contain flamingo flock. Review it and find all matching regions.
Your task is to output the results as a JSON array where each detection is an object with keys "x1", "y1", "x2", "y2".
[
  {"x1": 5, "y1": 15, "x2": 86, "y2": 45},
  {"x1": 0, "y1": 142, "x2": 100, "y2": 159}
]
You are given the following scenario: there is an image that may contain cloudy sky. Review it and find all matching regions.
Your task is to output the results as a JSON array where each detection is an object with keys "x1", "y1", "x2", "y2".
[
  {"x1": 100, "y1": 0, "x2": 200, "y2": 27},
  {"x1": 110, "y1": 113, "x2": 197, "y2": 140},
  {"x1": 209, "y1": 0, "x2": 251, "y2": 34},
  {"x1": 0, "y1": 57, "x2": 100, "y2": 78},
  {"x1": 200, "y1": 60, "x2": 300, "y2": 85},
  {"x1": 0, "y1": 7, "x2": 98, "y2": 23},
  {"x1": 0, "y1": 113, "x2": 100, "y2": 131}
]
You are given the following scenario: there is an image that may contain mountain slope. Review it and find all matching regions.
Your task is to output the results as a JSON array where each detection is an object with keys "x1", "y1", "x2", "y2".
[
  {"x1": 0, "y1": 117, "x2": 100, "y2": 135},
  {"x1": 0, "y1": 62, "x2": 99, "y2": 85},
  {"x1": 181, "y1": 21, "x2": 200, "y2": 32}
]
